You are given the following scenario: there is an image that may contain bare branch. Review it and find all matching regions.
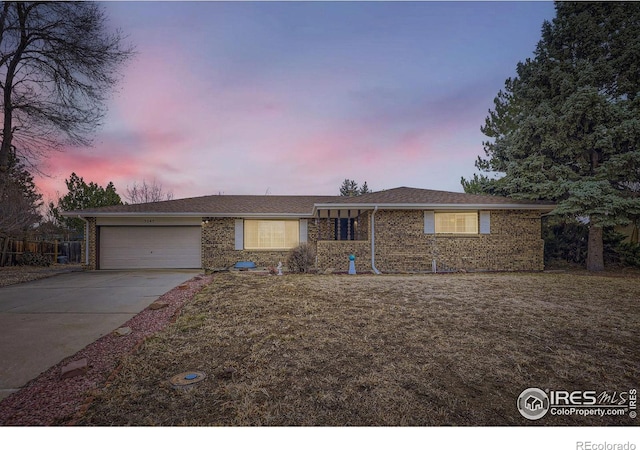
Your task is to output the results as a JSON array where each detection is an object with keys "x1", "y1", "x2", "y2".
[
  {"x1": 125, "y1": 179, "x2": 174, "y2": 204},
  {"x1": 0, "y1": 1, "x2": 134, "y2": 173}
]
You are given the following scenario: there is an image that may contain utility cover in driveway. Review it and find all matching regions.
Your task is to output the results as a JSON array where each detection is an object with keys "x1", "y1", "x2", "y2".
[{"x1": 100, "y1": 226, "x2": 201, "y2": 269}]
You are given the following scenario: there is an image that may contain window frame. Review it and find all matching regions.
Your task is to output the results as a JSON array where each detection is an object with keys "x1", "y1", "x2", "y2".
[
  {"x1": 243, "y1": 219, "x2": 300, "y2": 250},
  {"x1": 433, "y1": 212, "x2": 479, "y2": 235}
]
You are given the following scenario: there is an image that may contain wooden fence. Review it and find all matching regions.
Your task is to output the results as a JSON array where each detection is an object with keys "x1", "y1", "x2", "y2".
[{"x1": 0, "y1": 237, "x2": 82, "y2": 266}]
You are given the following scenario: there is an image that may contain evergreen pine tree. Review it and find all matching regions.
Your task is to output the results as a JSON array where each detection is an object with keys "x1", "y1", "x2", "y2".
[
  {"x1": 477, "y1": 2, "x2": 640, "y2": 271},
  {"x1": 339, "y1": 179, "x2": 360, "y2": 197},
  {"x1": 52, "y1": 173, "x2": 123, "y2": 235}
]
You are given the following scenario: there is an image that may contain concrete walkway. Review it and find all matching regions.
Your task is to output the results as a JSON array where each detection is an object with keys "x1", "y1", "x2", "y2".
[{"x1": 0, "y1": 270, "x2": 200, "y2": 400}]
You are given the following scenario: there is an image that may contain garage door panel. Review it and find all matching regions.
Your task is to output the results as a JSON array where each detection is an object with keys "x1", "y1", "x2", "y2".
[{"x1": 100, "y1": 227, "x2": 201, "y2": 269}]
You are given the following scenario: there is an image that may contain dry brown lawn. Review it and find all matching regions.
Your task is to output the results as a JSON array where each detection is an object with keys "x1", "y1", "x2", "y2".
[
  {"x1": 0, "y1": 264, "x2": 83, "y2": 287},
  {"x1": 78, "y1": 271, "x2": 639, "y2": 426}
]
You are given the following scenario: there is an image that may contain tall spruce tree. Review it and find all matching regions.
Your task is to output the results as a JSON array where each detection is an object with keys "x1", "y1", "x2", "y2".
[
  {"x1": 476, "y1": 2, "x2": 640, "y2": 271},
  {"x1": 339, "y1": 179, "x2": 360, "y2": 197},
  {"x1": 339, "y1": 179, "x2": 372, "y2": 196}
]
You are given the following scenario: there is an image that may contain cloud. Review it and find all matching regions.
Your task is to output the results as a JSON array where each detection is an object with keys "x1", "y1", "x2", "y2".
[{"x1": 33, "y1": 2, "x2": 556, "y2": 202}]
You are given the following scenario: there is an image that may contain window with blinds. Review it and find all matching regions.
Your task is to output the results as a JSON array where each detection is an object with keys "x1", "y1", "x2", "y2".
[
  {"x1": 434, "y1": 212, "x2": 478, "y2": 234},
  {"x1": 244, "y1": 220, "x2": 299, "y2": 250}
]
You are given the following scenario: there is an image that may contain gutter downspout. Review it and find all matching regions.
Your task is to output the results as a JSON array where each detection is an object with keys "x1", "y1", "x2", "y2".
[
  {"x1": 77, "y1": 215, "x2": 90, "y2": 267},
  {"x1": 370, "y1": 206, "x2": 381, "y2": 274}
]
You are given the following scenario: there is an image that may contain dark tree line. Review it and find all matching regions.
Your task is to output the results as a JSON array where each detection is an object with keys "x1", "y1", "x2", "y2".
[{"x1": 339, "y1": 179, "x2": 371, "y2": 197}]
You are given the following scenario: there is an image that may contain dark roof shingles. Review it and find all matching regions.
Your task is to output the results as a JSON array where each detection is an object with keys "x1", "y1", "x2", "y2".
[
  {"x1": 71, "y1": 195, "x2": 338, "y2": 215},
  {"x1": 68, "y1": 187, "x2": 553, "y2": 215},
  {"x1": 330, "y1": 186, "x2": 553, "y2": 205}
]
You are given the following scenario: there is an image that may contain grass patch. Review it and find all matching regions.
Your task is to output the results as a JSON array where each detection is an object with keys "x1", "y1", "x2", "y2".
[{"x1": 79, "y1": 272, "x2": 639, "y2": 426}]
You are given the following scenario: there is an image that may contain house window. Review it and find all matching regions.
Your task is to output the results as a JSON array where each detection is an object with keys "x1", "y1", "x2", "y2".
[
  {"x1": 335, "y1": 218, "x2": 356, "y2": 241},
  {"x1": 435, "y1": 212, "x2": 478, "y2": 234},
  {"x1": 244, "y1": 220, "x2": 299, "y2": 250}
]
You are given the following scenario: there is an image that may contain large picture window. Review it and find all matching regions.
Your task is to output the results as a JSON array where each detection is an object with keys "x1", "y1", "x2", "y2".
[
  {"x1": 244, "y1": 220, "x2": 299, "y2": 250},
  {"x1": 435, "y1": 212, "x2": 478, "y2": 234}
]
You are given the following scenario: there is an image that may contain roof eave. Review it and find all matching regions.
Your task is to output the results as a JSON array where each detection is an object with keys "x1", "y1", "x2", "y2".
[
  {"x1": 64, "y1": 202, "x2": 556, "y2": 218},
  {"x1": 62, "y1": 211, "x2": 316, "y2": 218},
  {"x1": 61, "y1": 211, "x2": 206, "y2": 218},
  {"x1": 313, "y1": 203, "x2": 556, "y2": 211}
]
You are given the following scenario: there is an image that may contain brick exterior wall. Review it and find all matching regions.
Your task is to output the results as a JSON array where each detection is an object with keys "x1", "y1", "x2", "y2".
[
  {"x1": 370, "y1": 209, "x2": 544, "y2": 272},
  {"x1": 316, "y1": 240, "x2": 371, "y2": 272},
  {"x1": 202, "y1": 218, "x2": 321, "y2": 270},
  {"x1": 313, "y1": 212, "x2": 369, "y2": 271},
  {"x1": 87, "y1": 209, "x2": 544, "y2": 272},
  {"x1": 86, "y1": 217, "x2": 97, "y2": 270}
]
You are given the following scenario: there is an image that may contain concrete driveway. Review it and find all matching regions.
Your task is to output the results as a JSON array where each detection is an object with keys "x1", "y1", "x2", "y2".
[{"x1": 0, "y1": 270, "x2": 200, "y2": 400}]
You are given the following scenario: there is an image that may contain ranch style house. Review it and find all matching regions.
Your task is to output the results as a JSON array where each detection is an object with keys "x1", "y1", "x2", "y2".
[{"x1": 63, "y1": 186, "x2": 555, "y2": 273}]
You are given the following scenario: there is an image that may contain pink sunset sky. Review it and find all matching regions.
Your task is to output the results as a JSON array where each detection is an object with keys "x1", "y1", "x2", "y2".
[{"x1": 32, "y1": 1, "x2": 557, "y2": 203}]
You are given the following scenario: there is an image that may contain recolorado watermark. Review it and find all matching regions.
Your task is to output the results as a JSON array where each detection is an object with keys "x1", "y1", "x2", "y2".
[
  {"x1": 576, "y1": 442, "x2": 636, "y2": 450},
  {"x1": 517, "y1": 387, "x2": 637, "y2": 421}
]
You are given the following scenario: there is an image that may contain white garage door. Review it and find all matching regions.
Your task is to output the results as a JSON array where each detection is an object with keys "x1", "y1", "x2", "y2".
[{"x1": 100, "y1": 227, "x2": 202, "y2": 269}]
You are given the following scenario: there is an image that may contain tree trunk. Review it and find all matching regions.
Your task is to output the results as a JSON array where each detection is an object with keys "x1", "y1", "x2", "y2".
[
  {"x1": 0, "y1": 4, "x2": 26, "y2": 173},
  {"x1": 0, "y1": 236, "x2": 9, "y2": 267},
  {"x1": 586, "y1": 225, "x2": 605, "y2": 271}
]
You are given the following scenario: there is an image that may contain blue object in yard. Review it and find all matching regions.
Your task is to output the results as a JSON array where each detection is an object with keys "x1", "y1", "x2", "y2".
[
  {"x1": 348, "y1": 254, "x2": 356, "y2": 275},
  {"x1": 57, "y1": 256, "x2": 68, "y2": 264},
  {"x1": 234, "y1": 261, "x2": 256, "y2": 270}
]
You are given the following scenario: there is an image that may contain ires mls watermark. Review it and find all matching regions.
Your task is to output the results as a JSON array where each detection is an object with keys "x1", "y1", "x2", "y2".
[{"x1": 517, "y1": 387, "x2": 637, "y2": 420}]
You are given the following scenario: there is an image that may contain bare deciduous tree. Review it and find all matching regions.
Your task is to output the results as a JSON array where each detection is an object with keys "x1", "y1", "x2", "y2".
[
  {"x1": 125, "y1": 179, "x2": 174, "y2": 204},
  {"x1": 0, "y1": 181, "x2": 37, "y2": 233},
  {"x1": 0, "y1": 1, "x2": 134, "y2": 174},
  {"x1": 0, "y1": 166, "x2": 40, "y2": 237}
]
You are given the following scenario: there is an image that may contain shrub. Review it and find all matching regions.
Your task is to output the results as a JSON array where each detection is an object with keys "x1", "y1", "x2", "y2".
[
  {"x1": 18, "y1": 251, "x2": 52, "y2": 267},
  {"x1": 542, "y1": 220, "x2": 629, "y2": 266},
  {"x1": 543, "y1": 221, "x2": 588, "y2": 264},
  {"x1": 286, "y1": 243, "x2": 316, "y2": 273},
  {"x1": 616, "y1": 242, "x2": 640, "y2": 267}
]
